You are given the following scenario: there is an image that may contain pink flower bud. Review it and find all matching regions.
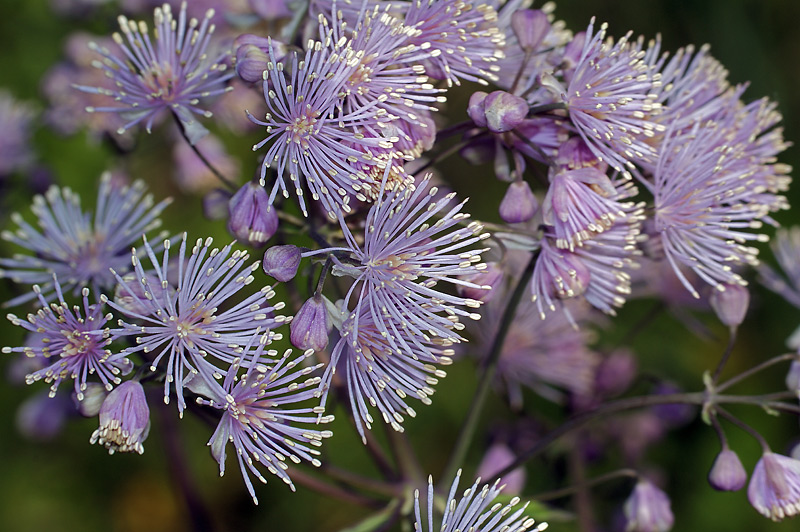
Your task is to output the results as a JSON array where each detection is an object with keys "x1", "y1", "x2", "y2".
[
  {"x1": 709, "y1": 283, "x2": 749, "y2": 328},
  {"x1": 468, "y1": 91, "x2": 488, "y2": 127},
  {"x1": 511, "y1": 9, "x2": 550, "y2": 52},
  {"x1": 263, "y1": 245, "x2": 301, "y2": 282},
  {"x1": 484, "y1": 91, "x2": 528, "y2": 133},
  {"x1": 290, "y1": 296, "x2": 330, "y2": 352},
  {"x1": 499, "y1": 180, "x2": 538, "y2": 223},
  {"x1": 709, "y1": 449, "x2": 747, "y2": 491},
  {"x1": 228, "y1": 182, "x2": 278, "y2": 247}
]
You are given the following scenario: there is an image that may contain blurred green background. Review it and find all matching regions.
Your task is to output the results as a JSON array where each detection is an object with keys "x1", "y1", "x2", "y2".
[{"x1": 1, "y1": 1, "x2": 800, "y2": 531}]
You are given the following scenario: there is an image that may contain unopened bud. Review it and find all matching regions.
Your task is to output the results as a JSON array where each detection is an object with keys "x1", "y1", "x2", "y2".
[
  {"x1": 709, "y1": 283, "x2": 749, "y2": 329},
  {"x1": 484, "y1": 91, "x2": 528, "y2": 133},
  {"x1": 467, "y1": 91, "x2": 488, "y2": 127},
  {"x1": 228, "y1": 182, "x2": 278, "y2": 247},
  {"x1": 511, "y1": 9, "x2": 550, "y2": 52},
  {"x1": 624, "y1": 480, "x2": 674, "y2": 532},
  {"x1": 499, "y1": 180, "x2": 538, "y2": 223},
  {"x1": 90, "y1": 381, "x2": 150, "y2": 455},
  {"x1": 709, "y1": 449, "x2": 747, "y2": 491},
  {"x1": 290, "y1": 296, "x2": 330, "y2": 352},
  {"x1": 234, "y1": 34, "x2": 287, "y2": 83},
  {"x1": 263, "y1": 245, "x2": 301, "y2": 282},
  {"x1": 74, "y1": 383, "x2": 108, "y2": 417}
]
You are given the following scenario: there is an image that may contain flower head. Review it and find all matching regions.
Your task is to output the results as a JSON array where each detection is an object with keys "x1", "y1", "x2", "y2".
[
  {"x1": 748, "y1": 451, "x2": 800, "y2": 521},
  {"x1": 0, "y1": 173, "x2": 171, "y2": 306},
  {"x1": 109, "y1": 235, "x2": 284, "y2": 413},
  {"x1": 90, "y1": 380, "x2": 150, "y2": 454},
  {"x1": 249, "y1": 39, "x2": 395, "y2": 216},
  {"x1": 413, "y1": 471, "x2": 545, "y2": 532},
  {"x1": 0, "y1": 91, "x2": 36, "y2": 176},
  {"x1": 76, "y1": 2, "x2": 233, "y2": 143},
  {"x1": 4, "y1": 278, "x2": 130, "y2": 400},
  {"x1": 197, "y1": 335, "x2": 333, "y2": 503}
]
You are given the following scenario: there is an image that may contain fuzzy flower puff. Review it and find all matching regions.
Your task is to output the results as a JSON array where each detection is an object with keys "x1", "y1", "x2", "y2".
[
  {"x1": 196, "y1": 334, "x2": 333, "y2": 504},
  {"x1": 332, "y1": 176, "x2": 490, "y2": 353},
  {"x1": 0, "y1": 173, "x2": 171, "y2": 307},
  {"x1": 249, "y1": 38, "x2": 396, "y2": 217},
  {"x1": 107, "y1": 235, "x2": 285, "y2": 414},
  {"x1": 76, "y1": 2, "x2": 233, "y2": 144},
  {"x1": 4, "y1": 278, "x2": 131, "y2": 401}
]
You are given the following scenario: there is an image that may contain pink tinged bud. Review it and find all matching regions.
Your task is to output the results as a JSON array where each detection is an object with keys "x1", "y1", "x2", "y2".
[
  {"x1": 499, "y1": 180, "x2": 538, "y2": 223},
  {"x1": 234, "y1": 34, "x2": 287, "y2": 83},
  {"x1": 709, "y1": 449, "x2": 747, "y2": 491},
  {"x1": 468, "y1": 91, "x2": 488, "y2": 127},
  {"x1": 290, "y1": 296, "x2": 330, "y2": 352},
  {"x1": 786, "y1": 359, "x2": 800, "y2": 396},
  {"x1": 748, "y1": 452, "x2": 800, "y2": 521},
  {"x1": 457, "y1": 262, "x2": 504, "y2": 303},
  {"x1": 709, "y1": 283, "x2": 749, "y2": 328},
  {"x1": 476, "y1": 443, "x2": 526, "y2": 495},
  {"x1": 203, "y1": 188, "x2": 231, "y2": 221},
  {"x1": 483, "y1": 91, "x2": 529, "y2": 133},
  {"x1": 263, "y1": 245, "x2": 301, "y2": 282},
  {"x1": 511, "y1": 9, "x2": 551, "y2": 52},
  {"x1": 228, "y1": 182, "x2": 278, "y2": 247},
  {"x1": 90, "y1": 381, "x2": 150, "y2": 455},
  {"x1": 624, "y1": 480, "x2": 674, "y2": 532}
]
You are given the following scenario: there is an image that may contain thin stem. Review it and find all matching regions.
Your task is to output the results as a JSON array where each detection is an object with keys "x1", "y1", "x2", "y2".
[
  {"x1": 716, "y1": 353, "x2": 797, "y2": 393},
  {"x1": 709, "y1": 412, "x2": 728, "y2": 449},
  {"x1": 172, "y1": 112, "x2": 237, "y2": 191},
  {"x1": 320, "y1": 464, "x2": 401, "y2": 497},
  {"x1": 290, "y1": 468, "x2": 382, "y2": 508},
  {"x1": 442, "y1": 251, "x2": 539, "y2": 483},
  {"x1": 155, "y1": 401, "x2": 215, "y2": 532},
  {"x1": 435, "y1": 120, "x2": 475, "y2": 141},
  {"x1": 528, "y1": 102, "x2": 568, "y2": 115},
  {"x1": 509, "y1": 49, "x2": 533, "y2": 94},
  {"x1": 711, "y1": 327, "x2": 738, "y2": 384},
  {"x1": 315, "y1": 256, "x2": 333, "y2": 297},
  {"x1": 531, "y1": 468, "x2": 638, "y2": 502},
  {"x1": 384, "y1": 426, "x2": 424, "y2": 485},
  {"x1": 568, "y1": 440, "x2": 595, "y2": 532},
  {"x1": 715, "y1": 406, "x2": 770, "y2": 452},
  {"x1": 412, "y1": 131, "x2": 490, "y2": 176}
]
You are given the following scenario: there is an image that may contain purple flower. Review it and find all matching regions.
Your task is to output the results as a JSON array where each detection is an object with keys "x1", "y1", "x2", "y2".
[
  {"x1": 248, "y1": 40, "x2": 394, "y2": 216},
  {"x1": 413, "y1": 471, "x2": 543, "y2": 532},
  {"x1": 322, "y1": 298, "x2": 453, "y2": 441},
  {"x1": 90, "y1": 380, "x2": 150, "y2": 454},
  {"x1": 0, "y1": 91, "x2": 36, "y2": 176},
  {"x1": 404, "y1": 0, "x2": 505, "y2": 87},
  {"x1": 623, "y1": 479, "x2": 674, "y2": 532},
  {"x1": 4, "y1": 279, "x2": 130, "y2": 400},
  {"x1": 262, "y1": 245, "x2": 301, "y2": 282},
  {"x1": 748, "y1": 452, "x2": 800, "y2": 521},
  {"x1": 334, "y1": 176, "x2": 489, "y2": 351},
  {"x1": 227, "y1": 182, "x2": 278, "y2": 247},
  {"x1": 197, "y1": 335, "x2": 333, "y2": 503},
  {"x1": 759, "y1": 227, "x2": 800, "y2": 309},
  {"x1": 560, "y1": 19, "x2": 664, "y2": 174},
  {"x1": 76, "y1": 3, "x2": 233, "y2": 143},
  {"x1": 476, "y1": 443, "x2": 526, "y2": 495},
  {"x1": 0, "y1": 173, "x2": 171, "y2": 306},
  {"x1": 108, "y1": 235, "x2": 284, "y2": 413},
  {"x1": 709, "y1": 283, "x2": 749, "y2": 328},
  {"x1": 499, "y1": 180, "x2": 538, "y2": 223},
  {"x1": 290, "y1": 296, "x2": 330, "y2": 352}
]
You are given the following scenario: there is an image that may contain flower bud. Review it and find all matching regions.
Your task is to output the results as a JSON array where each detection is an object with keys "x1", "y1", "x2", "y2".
[
  {"x1": 263, "y1": 245, "x2": 302, "y2": 282},
  {"x1": 476, "y1": 443, "x2": 526, "y2": 495},
  {"x1": 228, "y1": 182, "x2": 278, "y2": 247},
  {"x1": 499, "y1": 180, "x2": 538, "y2": 223},
  {"x1": 90, "y1": 380, "x2": 150, "y2": 454},
  {"x1": 511, "y1": 9, "x2": 551, "y2": 52},
  {"x1": 709, "y1": 283, "x2": 749, "y2": 328},
  {"x1": 290, "y1": 296, "x2": 330, "y2": 351},
  {"x1": 709, "y1": 448, "x2": 747, "y2": 491},
  {"x1": 484, "y1": 91, "x2": 528, "y2": 133},
  {"x1": 234, "y1": 34, "x2": 287, "y2": 83},
  {"x1": 624, "y1": 480, "x2": 674, "y2": 532},
  {"x1": 74, "y1": 382, "x2": 108, "y2": 417},
  {"x1": 467, "y1": 91, "x2": 488, "y2": 127}
]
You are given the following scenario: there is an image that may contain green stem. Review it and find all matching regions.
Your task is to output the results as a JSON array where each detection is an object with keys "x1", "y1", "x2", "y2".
[
  {"x1": 442, "y1": 251, "x2": 539, "y2": 483},
  {"x1": 716, "y1": 353, "x2": 797, "y2": 393},
  {"x1": 531, "y1": 468, "x2": 638, "y2": 502},
  {"x1": 711, "y1": 327, "x2": 738, "y2": 384},
  {"x1": 172, "y1": 112, "x2": 237, "y2": 191}
]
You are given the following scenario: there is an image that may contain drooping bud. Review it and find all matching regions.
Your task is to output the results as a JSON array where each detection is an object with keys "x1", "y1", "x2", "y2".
[
  {"x1": 228, "y1": 182, "x2": 278, "y2": 247},
  {"x1": 484, "y1": 91, "x2": 528, "y2": 133},
  {"x1": 709, "y1": 283, "x2": 749, "y2": 329},
  {"x1": 511, "y1": 9, "x2": 551, "y2": 52},
  {"x1": 290, "y1": 296, "x2": 330, "y2": 352},
  {"x1": 468, "y1": 91, "x2": 488, "y2": 127},
  {"x1": 709, "y1": 448, "x2": 747, "y2": 491},
  {"x1": 748, "y1": 451, "x2": 800, "y2": 521},
  {"x1": 90, "y1": 380, "x2": 150, "y2": 455},
  {"x1": 476, "y1": 443, "x2": 526, "y2": 495},
  {"x1": 234, "y1": 34, "x2": 287, "y2": 83},
  {"x1": 623, "y1": 480, "x2": 674, "y2": 532},
  {"x1": 74, "y1": 382, "x2": 108, "y2": 417},
  {"x1": 263, "y1": 245, "x2": 302, "y2": 282},
  {"x1": 457, "y1": 262, "x2": 504, "y2": 303},
  {"x1": 499, "y1": 180, "x2": 538, "y2": 223}
]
